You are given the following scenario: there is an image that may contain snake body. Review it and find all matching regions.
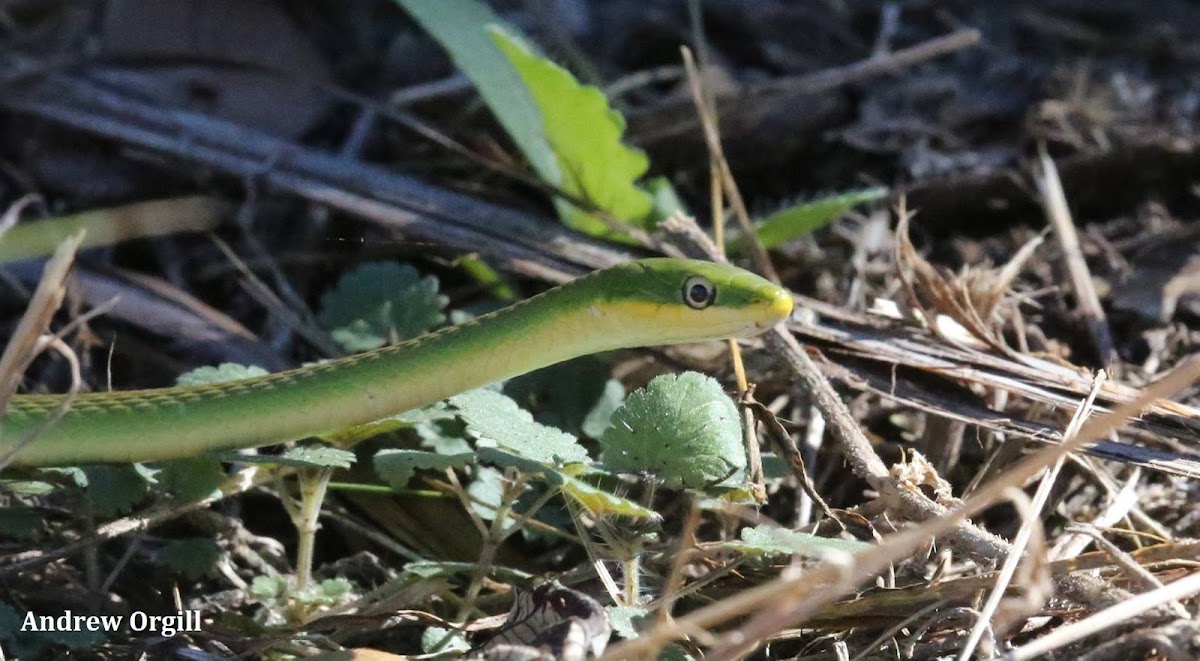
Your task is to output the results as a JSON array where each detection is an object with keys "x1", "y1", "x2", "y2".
[{"x1": 0, "y1": 259, "x2": 791, "y2": 467}]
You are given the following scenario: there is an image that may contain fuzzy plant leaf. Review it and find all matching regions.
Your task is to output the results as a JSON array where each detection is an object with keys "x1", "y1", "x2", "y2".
[
  {"x1": 735, "y1": 187, "x2": 888, "y2": 251},
  {"x1": 373, "y1": 449, "x2": 475, "y2": 490},
  {"x1": 449, "y1": 389, "x2": 588, "y2": 465},
  {"x1": 318, "y1": 262, "x2": 446, "y2": 352},
  {"x1": 175, "y1": 363, "x2": 268, "y2": 386},
  {"x1": 490, "y1": 26, "x2": 656, "y2": 239},
  {"x1": 600, "y1": 372, "x2": 745, "y2": 490},
  {"x1": 726, "y1": 524, "x2": 870, "y2": 558},
  {"x1": 156, "y1": 538, "x2": 224, "y2": 580}
]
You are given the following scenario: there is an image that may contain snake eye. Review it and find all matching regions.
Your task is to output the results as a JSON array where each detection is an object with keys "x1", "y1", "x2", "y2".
[{"x1": 682, "y1": 275, "x2": 716, "y2": 309}]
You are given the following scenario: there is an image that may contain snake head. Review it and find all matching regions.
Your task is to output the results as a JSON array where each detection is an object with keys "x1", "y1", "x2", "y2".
[{"x1": 589, "y1": 258, "x2": 793, "y2": 346}]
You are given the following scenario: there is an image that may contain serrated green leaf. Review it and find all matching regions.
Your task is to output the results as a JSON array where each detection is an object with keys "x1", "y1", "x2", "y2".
[
  {"x1": 223, "y1": 445, "x2": 356, "y2": 469},
  {"x1": 374, "y1": 449, "x2": 475, "y2": 490},
  {"x1": 600, "y1": 372, "x2": 745, "y2": 490},
  {"x1": 726, "y1": 524, "x2": 870, "y2": 558},
  {"x1": 156, "y1": 456, "x2": 226, "y2": 501},
  {"x1": 175, "y1": 363, "x2": 268, "y2": 386},
  {"x1": 0, "y1": 506, "x2": 41, "y2": 540},
  {"x1": 157, "y1": 538, "x2": 223, "y2": 580},
  {"x1": 318, "y1": 262, "x2": 446, "y2": 352},
  {"x1": 450, "y1": 389, "x2": 588, "y2": 465},
  {"x1": 737, "y1": 187, "x2": 888, "y2": 251},
  {"x1": 490, "y1": 27, "x2": 655, "y2": 239},
  {"x1": 82, "y1": 464, "x2": 150, "y2": 516}
]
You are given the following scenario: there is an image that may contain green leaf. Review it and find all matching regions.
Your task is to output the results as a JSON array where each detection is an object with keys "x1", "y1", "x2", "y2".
[
  {"x1": 736, "y1": 187, "x2": 888, "y2": 251},
  {"x1": 449, "y1": 389, "x2": 588, "y2": 465},
  {"x1": 0, "y1": 479, "x2": 57, "y2": 496},
  {"x1": 395, "y1": 0, "x2": 557, "y2": 184},
  {"x1": 559, "y1": 474, "x2": 657, "y2": 519},
  {"x1": 600, "y1": 372, "x2": 745, "y2": 490},
  {"x1": 422, "y1": 626, "x2": 471, "y2": 655},
  {"x1": 490, "y1": 26, "x2": 655, "y2": 239},
  {"x1": 223, "y1": 445, "x2": 356, "y2": 469},
  {"x1": 318, "y1": 262, "x2": 446, "y2": 352},
  {"x1": 156, "y1": 538, "x2": 223, "y2": 580},
  {"x1": 250, "y1": 574, "x2": 288, "y2": 601},
  {"x1": 317, "y1": 577, "x2": 354, "y2": 600},
  {"x1": 82, "y1": 464, "x2": 151, "y2": 516},
  {"x1": 477, "y1": 448, "x2": 657, "y2": 519},
  {"x1": 466, "y1": 464, "x2": 507, "y2": 521},
  {"x1": 157, "y1": 456, "x2": 226, "y2": 501},
  {"x1": 607, "y1": 605, "x2": 650, "y2": 640},
  {"x1": 0, "y1": 506, "x2": 41, "y2": 540},
  {"x1": 725, "y1": 524, "x2": 871, "y2": 558},
  {"x1": 175, "y1": 363, "x2": 268, "y2": 386},
  {"x1": 373, "y1": 449, "x2": 475, "y2": 490}
]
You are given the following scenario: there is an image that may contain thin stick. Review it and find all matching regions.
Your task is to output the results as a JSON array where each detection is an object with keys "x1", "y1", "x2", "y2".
[
  {"x1": 1005, "y1": 568, "x2": 1200, "y2": 660},
  {"x1": 679, "y1": 47, "x2": 779, "y2": 284},
  {"x1": 959, "y1": 372, "x2": 1106, "y2": 660},
  {"x1": 1036, "y1": 143, "x2": 1115, "y2": 366}
]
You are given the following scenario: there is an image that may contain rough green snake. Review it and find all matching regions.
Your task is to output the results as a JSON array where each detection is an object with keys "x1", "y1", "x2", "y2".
[{"x1": 0, "y1": 258, "x2": 792, "y2": 467}]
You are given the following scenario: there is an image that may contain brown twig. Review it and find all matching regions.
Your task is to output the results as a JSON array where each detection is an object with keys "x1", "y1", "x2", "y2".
[{"x1": 1036, "y1": 143, "x2": 1117, "y2": 367}]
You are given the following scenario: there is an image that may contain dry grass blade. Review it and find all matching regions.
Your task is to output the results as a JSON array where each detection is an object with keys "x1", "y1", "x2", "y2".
[
  {"x1": 894, "y1": 201, "x2": 1041, "y2": 352},
  {"x1": 959, "y1": 372, "x2": 1104, "y2": 660},
  {"x1": 0, "y1": 229, "x2": 83, "y2": 412},
  {"x1": 1035, "y1": 144, "x2": 1116, "y2": 366},
  {"x1": 1005, "y1": 568, "x2": 1200, "y2": 660}
]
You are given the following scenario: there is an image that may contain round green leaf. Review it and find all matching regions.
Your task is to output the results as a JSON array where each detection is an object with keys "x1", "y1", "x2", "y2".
[{"x1": 600, "y1": 372, "x2": 745, "y2": 490}]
